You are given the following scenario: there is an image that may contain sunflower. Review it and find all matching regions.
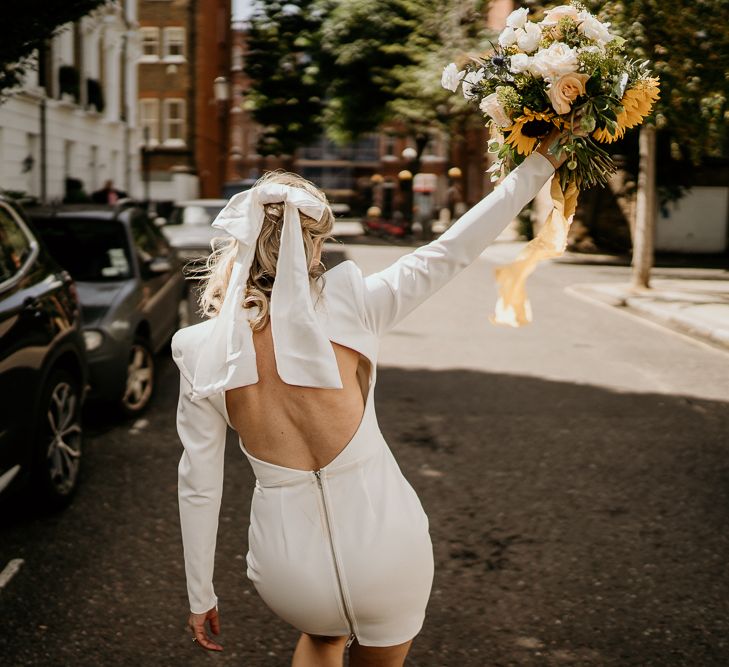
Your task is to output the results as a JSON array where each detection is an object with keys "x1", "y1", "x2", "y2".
[
  {"x1": 593, "y1": 77, "x2": 661, "y2": 143},
  {"x1": 504, "y1": 108, "x2": 562, "y2": 155}
]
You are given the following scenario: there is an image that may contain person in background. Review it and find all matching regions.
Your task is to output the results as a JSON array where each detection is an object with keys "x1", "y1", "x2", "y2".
[{"x1": 92, "y1": 180, "x2": 127, "y2": 205}]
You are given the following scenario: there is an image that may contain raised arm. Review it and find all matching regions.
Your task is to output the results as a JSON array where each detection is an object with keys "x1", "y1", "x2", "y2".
[
  {"x1": 361, "y1": 149, "x2": 556, "y2": 336},
  {"x1": 175, "y1": 368, "x2": 228, "y2": 615}
]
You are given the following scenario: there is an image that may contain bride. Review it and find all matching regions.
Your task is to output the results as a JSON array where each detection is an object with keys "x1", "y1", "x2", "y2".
[{"x1": 171, "y1": 128, "x2": 566, "y2": 667}]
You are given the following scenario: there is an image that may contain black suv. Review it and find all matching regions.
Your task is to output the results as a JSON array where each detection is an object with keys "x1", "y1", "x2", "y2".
[{"x1": 0, "y1": 197, "x2": 87, "y2": 508}]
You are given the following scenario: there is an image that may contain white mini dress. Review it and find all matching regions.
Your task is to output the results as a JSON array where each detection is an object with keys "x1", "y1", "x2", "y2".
[{"x1": 171, "y1": 151, "x2": 555, "y2": 646}]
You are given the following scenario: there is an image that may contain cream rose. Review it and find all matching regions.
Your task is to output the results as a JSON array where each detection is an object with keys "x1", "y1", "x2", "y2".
[
  {"x1": 577, "y1": 11, "x2": 613, "y2": 44},
  {"x1": 516, "y1": 21, "x2": 542, "y2": 53},
  {"x1": 498, "y1": 26, "x2": 517, "y2": 48},
  {"x1": 506, "y1": 7, "x2": 529, "y2": 29},
  {"x1": 441, "y1": 63, "x2": 465, "y2": 92},
  {"x1": 547, "y1": 72, "x2": 590, "y2": 114},
  {"x1": 509, "y1": 52, "x2": 532, "y2": 74},
  {"x1": 531, "y1": 41, "x2": 579, "y2": 81},
  {"x1": 541, "y1": 4, "x2": 580, "y2": 26},
  {"x1": 479, "y1": 92, "x2": 511, "y2": 128}
]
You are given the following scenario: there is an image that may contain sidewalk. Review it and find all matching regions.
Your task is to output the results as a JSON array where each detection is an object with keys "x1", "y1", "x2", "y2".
[{"x1": 567, "y1": 274, "x2": 729, "y2": 351}]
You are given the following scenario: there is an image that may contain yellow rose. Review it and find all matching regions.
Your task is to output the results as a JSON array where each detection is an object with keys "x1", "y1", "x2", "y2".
[{"x1": 547, "y1": 72, "x2": 590, "y2": 115}]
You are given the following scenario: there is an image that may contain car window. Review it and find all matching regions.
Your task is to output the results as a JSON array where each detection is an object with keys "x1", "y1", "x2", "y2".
[
  {"x1": 131, "y1": 214, "x2": 169, "y2": 263},
  {"x1": 32, "y1": 217, "x2": 132, "y2": 282},
  {"x1": 0, "y1": 204, "x2": 34, "y2": 285},
  {"x1": 168, "y1": 205, "x2": 223, "y2": 226}
]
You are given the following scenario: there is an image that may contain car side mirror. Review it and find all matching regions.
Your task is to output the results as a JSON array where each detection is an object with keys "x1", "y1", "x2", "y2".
[
  {"x1": 153, "y1": 216, "x2": 166, "y2": 228},
  {"x1": 147, "y1": 257, "x2": 173, "y2": 274}
]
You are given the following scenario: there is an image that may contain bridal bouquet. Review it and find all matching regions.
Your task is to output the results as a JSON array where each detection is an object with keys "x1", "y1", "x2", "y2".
[{"x1": 441, "y1": 2, "x2": 660, "y2": 327}]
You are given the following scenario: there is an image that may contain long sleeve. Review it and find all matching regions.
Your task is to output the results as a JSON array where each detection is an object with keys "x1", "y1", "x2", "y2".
[
  {"x1": 175, "y1": 369, "x2": 228, "y2": 614},
  {"x1": 361, "y1": 151, "x2": 555, "y2": 335}
]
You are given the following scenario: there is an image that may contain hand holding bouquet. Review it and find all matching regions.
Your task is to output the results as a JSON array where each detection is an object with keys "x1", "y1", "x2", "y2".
[{"x1": 441, "y1": 2, "x2": 660, "y2": 327}]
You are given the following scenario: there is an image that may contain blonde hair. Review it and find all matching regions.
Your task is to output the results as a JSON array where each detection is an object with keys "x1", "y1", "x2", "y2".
[{"x1": 192, "y1": 171, "x2": 335, "y2": 331}]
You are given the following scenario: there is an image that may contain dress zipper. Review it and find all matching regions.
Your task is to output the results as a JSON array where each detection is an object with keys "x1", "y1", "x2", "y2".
[{"x1": 314, "y1": 469, "x2": 356, "y2": 649}]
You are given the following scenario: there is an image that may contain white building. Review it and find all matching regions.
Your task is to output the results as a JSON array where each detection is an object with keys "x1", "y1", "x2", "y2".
[{"x1": 0, "y1": 1, "x2": 141, "y2": 202}]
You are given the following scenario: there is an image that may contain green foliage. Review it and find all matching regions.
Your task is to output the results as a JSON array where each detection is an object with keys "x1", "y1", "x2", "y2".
[
  {"x1": 385, "y1": 0, "x2": 490, "y2": 140},
  {"x1": 0, "y1": 0, "x2": 108, "y2": 93},
  {"x1": 584, "y1": 0, "x2": 729, "y2": 162},
  {"x1": 318, "y1": 0, "x2": 434, "y2": 142},
  {"x1": 244, "y1": 0, "x2": 327, "y2": 156}
]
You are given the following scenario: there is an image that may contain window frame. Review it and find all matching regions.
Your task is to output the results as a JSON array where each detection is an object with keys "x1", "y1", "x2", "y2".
[
  {"x1": 0, "y1": 201, "x2": 39, "y2": 293},
  {"x1": 162, "y1": 27, "x2": 186, "y2": 62},
  {"x1": 162, "y1": 97, "x2": 187, "y2": 148},
  {"x1": 162, "y1": 98, "x2": 186, "y2": 147},
  {"x1": 139, "y1": 98, "x2": 160, "y2": 147},
  {"x1": 140, "y1": 27, "x2": 160, "y2": 62}
]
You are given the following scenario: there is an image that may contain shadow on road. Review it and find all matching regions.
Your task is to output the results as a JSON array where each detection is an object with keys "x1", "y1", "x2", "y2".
[{"x1": 1, "y1": 360, "x2": 728, "y2": 666}]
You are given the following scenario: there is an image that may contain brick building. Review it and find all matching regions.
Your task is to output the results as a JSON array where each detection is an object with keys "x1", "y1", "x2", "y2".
[{"x1": 137, "y1": 0, "x2": 230, "y2": 202}]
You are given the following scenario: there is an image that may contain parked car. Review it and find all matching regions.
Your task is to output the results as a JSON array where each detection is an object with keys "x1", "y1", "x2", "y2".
[
  {"x1": 0, "y1": 196, "x2": 87, "y2": 507},
  {"x1": 29, "y1": 203, "x2": 186, "y2": 416},
  {"x1": 159, "y1": 198, "x2": 228, "y2": 261}
]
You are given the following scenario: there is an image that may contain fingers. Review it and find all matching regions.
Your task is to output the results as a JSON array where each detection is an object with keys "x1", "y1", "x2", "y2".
[{"x1": 188, "y1": 613, "x2": 223, "y2": 651}]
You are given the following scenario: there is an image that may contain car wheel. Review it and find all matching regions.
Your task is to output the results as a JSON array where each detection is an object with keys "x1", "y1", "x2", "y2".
[
  {"x1": 33, "y1": 369, "x2": 83, "y2": 508},
  {"x1": 120, "y1": 338, "x2": 155, "y2": 417}
]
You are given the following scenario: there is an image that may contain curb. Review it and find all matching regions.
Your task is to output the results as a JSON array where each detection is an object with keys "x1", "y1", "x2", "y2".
[{"x1": 567, "y1": 283, "x2": 729, "y2": 352}]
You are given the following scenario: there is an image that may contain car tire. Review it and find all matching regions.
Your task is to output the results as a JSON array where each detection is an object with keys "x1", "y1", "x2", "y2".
[
  {"x1": 32, "y1": 369, "x2": 83, "y2": 509},
  {"x1": 120, "y1": 337, "x2": 155, "y2": 418}
]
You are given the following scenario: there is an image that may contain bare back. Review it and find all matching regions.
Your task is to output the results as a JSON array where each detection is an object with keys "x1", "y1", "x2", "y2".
[{"x1": 225, "y1": 321, "x2": 370, "y2": 471}]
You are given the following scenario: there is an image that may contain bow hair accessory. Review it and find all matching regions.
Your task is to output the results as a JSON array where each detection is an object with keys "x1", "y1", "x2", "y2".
[{"x1": 189, "y1": 183, "x2": 342, "y2": 400}]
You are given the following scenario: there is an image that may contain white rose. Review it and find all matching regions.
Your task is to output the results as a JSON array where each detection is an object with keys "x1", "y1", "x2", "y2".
[
  {"x1": 498, "y1": 27, "x2": 518, "y2": 48},
  {"x1": 516, "y1": 21, "x2": 542, "y2": 53},
  {"x1": 506, "y1": 7, "x2": 529, "y2": 29},
  {"x1": 441, "y1": 63, "x2": 465, "y2": 92},
  {"x1": 577, "y1": 11, "x2": 613, "y2": 44},
  {"x1": 479, "y1": 93, "x2": 512, "y2": 128},
  {"x1": 509, "y1": 53, "x2": 532, "y2": 74},
  {"x1": 462, "y1": 68, "x2": 485, "y2": 99},
  {"x1": 541, "y1": 4, "x2": 579, "y2": 26},
  {"x1": 531, "y1": 41, "x2": 579, "y2": 81}
]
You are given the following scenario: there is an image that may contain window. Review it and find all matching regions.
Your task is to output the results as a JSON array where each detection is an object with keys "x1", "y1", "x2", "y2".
[
  {"x1": 139, "y1": 99, "x2": 160, "y2": 146},
  {"x1": 140, "y1": 28, "x2": 160, "y2": 61},
  {"x1": 32, "y1": 218, "x2": 132, "y2": 282},
  {"x1": 0, "y1": 203, "x2": 35, "y2": 287},
  {"x1": 163, "y1": 27, "x2": 186, "y2": 61},
  {"x1": 163, "y1": 99, "x2": 186, "y2": 146}
]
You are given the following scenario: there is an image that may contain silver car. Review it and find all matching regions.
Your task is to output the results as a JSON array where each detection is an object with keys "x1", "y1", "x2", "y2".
[{"x1": 160, "y1": 199, "x2": 228, "y2": 261}]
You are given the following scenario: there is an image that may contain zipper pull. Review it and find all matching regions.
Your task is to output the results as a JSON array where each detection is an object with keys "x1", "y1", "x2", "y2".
[
  {"x1": 314, "y1": 469, "x2": 322, "y2": 487},
  {"x1": 345, "y1": 633, "x2": 356, "y2": 648}
]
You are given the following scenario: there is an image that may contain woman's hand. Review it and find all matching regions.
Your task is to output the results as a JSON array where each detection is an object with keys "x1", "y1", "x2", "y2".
[
  {"x1": 188, "y1": 606, "x2": 223, "y2": 651},
  {"x1": 535, "y1": 126, "x2": 569, "y2": 169}
]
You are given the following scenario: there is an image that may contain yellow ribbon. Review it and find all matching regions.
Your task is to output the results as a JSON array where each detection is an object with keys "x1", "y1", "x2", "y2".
[{"x1": 490, "y1": 177, "x2": 579, "y2": 327}]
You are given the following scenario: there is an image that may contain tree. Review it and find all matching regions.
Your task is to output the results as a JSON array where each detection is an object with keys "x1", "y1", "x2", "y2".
[
  {"x1": 244, "y1": 0, "x2": 327, "y2": 163},
  {"x1": 0, "y1": 0, "x2": 108, "y2": 94},
  {"x1": 585, "y1": 0, "x2": 729, "y2": 287},
  {"x1": 319, "y1": 0, "x2": 489, "y2": 160},
  {"x1": 318, "y1": 0, "x2": 435, "y2": 143}
]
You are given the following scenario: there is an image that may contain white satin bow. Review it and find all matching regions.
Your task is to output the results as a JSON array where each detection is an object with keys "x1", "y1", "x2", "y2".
[{"x1": 189, "y1": 183, "x2": 342, "y2": 401}]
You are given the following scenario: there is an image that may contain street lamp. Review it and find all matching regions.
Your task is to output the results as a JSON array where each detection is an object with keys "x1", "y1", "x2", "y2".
[
  {"x1": 400, "y1": 147, "x2": 418, "y2": 233},
  {"x1": 213, "y1": 76, "x2": 230, "y2": 197},
  {"x1": 142, "y1": 125, "x2": 151, "y2": 205}
]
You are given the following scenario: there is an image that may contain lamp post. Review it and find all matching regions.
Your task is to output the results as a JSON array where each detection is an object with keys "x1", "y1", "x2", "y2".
[
  {"x1": 142, "y1": 125, "x2": 151, "y2": 205},
  {"x1": 400, "y1": 146, "x2": 418, "y2": 235},
  {"x1": 213, "y1": 76, "x2": 230, "y2": 197}
]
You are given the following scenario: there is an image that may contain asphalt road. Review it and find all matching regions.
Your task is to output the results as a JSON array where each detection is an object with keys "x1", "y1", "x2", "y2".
[{"x1": 1, "y1": 239, "x2": 728, "y2": 667}]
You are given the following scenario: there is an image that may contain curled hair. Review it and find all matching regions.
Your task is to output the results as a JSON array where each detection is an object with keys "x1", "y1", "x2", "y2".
[{"x1": 191, "y1": 171, "x2": 335, "y2": 332}]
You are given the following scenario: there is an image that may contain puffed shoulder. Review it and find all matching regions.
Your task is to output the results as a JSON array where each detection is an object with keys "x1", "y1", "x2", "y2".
[
  {"x1": 320, "y1": 259, "x2": 368, "y2": 324},
  {"x1": 171, "y1": 319, "x2": 217, "y2": 384}
]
